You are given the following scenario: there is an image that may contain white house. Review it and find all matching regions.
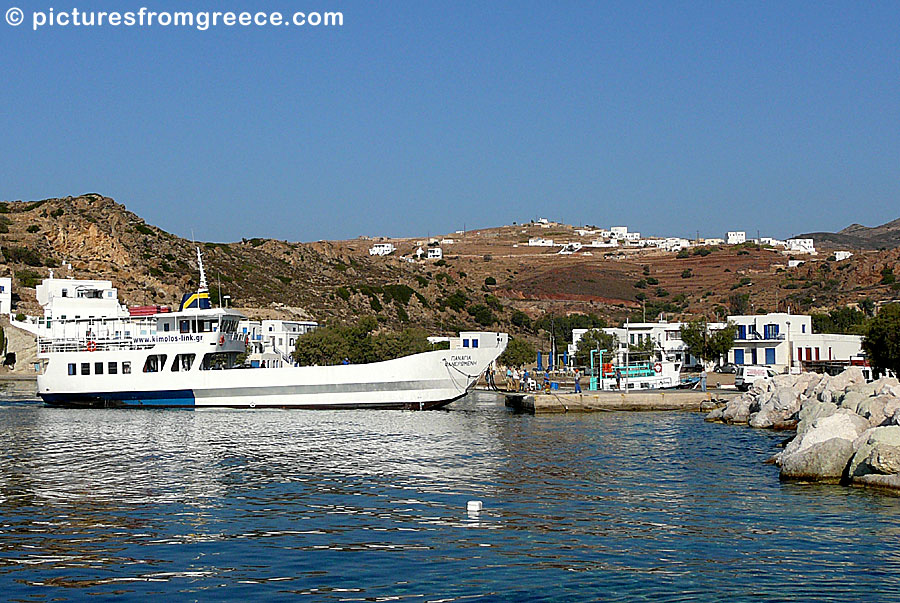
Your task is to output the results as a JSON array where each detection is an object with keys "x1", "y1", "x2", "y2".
[
  {"x1": 788, "y1": 259, "x2": 805, "y2": 268},
  {"x1": 610, "y1": 226, "x2": 629, "y2": 240},
  {"x1": 369, "y1": 243, "x2": 396, "y2": 256},
  {"x1": 786, "y1": 238, "x2": 816, "y2": 254},
  {"x1": 427, "y1": 247, "x2": 443, "y2": 260},
  {"x1": 834, "y1": 251, "x2": 853, "y2": 262},
  {"x1": 570, "y1": 321, "x2": 718, "y2": 369},
  {"x1": 237, "y1": 318, "x2": 318, "y2": 368},
  {"x1": 703, "y1": 238, "x2": 725, "y2": 246},
  {"x1": 0, "y1": 277, "x2": 11, "y2": 315},
  {"x1": 528, "y1": 237, "x2": 555, "y2": 247},
  {"x1": 726, "y1": 312, "x2": 861, "y2": 372},
  {"x1": 727, "y1": 231, "x2": 746, "y2": 245}
]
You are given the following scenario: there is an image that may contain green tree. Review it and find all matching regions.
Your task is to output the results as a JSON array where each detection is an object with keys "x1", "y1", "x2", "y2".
[
  {"x1": 574, "y1": 329, "x2": 618, "y2": 367},
  {"x1": 811, "y1": 306, "x2": 868, "y2": 335},
  {"x1": 499, "y1": 337, "x2": 536, "y2": 367},
  {"x1": 680, "y1": 320, "x2": 737, "y2": 366},
  {"x1": 863, "y1": 304, "x2": 900, "y2": 377},
  {"x1": 510, "y1": 309, "x2": 533, "y2": 331},
  {"x1": 292, "y1": 326, "x2": 353, "y2": 366},
  {"x1": 859, "y1": 298, "x2": 876, "y2": 317},
  {"x1": 467, "y1": 304, "x2": 496, "y2": 326}
]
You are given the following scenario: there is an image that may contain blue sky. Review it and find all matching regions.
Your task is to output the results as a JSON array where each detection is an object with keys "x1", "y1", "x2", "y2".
[{"x1": 2, "y1": 1, "x2": 898, "y2": 242}]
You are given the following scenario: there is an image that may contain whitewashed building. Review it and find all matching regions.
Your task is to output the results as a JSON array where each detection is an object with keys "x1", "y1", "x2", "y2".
[
  {"x1": 369, "y1": 243, "x2": 396, "y2": 256},
  {"x1": 726, "y1": 312, "x2": 861, "y2": 372},
  {"x1": 239, "y1": 318, "x2": 320, "y2": 367},
  {"x1": 528, "y1": 237, "x2": 555, "y2": 247},
  {"x1": 427, "y1": 247, "x2": 443, "y2": 260},
  {"x1": 570, "y1": 321, "x2": 718, "y2": 368},
  {"x1": 834, "y1": 251, "x2": 853, "y2": 262},
  {"x1": 610, "y1": 226, "x2": 629, "y2": 240},
  {"x1": 786, "y1": 238, "x2": 816, "y2": 254},
  {"x1": 727, "y1": 231, "x2": 746, "y2": 245},
  {"x1": 0, "y1": 277, "x2": 11, "y2": 315}
]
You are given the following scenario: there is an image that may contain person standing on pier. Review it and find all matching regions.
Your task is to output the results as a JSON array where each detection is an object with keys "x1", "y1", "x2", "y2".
[{"x1": 574, "y1": 368, "x2": 582, "y2": 393}]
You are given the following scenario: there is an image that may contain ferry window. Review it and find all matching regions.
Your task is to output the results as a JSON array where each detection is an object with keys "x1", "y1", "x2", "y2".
[
  {"x1": 81, "y1": 363, "x2": 90, "y2": 375},
  {"x1": 108, "y1": 362, "x2": 118, "y2": 375},
  {"x1": 463, "y1": 339, "x2": 469, "y2": 348},
  {"x1": 163, "y1": 323, "x2": 170, "y2": 332},
  {"x1": 62, "y1": 288, "x2": 68, "y2": 297},
  {"x1": 143, "y1": 354, "x2": 167, "y2": 373},
  {"x1": 122, "y1": 361, "x2": 131, "y2": 374},
  {"x1": 180, "y1": 320, "x2": 190, "y2": 334},
  {"x1": 171, "y1": 353, "x2": 196, "y2": 372},
  {"x1": 472, "y1": 339, "x2": 479, "y2": 348},
  {"x1": 95, "y1": 362, "x2": 104, "y2": 375},
  {"x1": 68, "y1": 363, "x2": 76, "y2": 376}
]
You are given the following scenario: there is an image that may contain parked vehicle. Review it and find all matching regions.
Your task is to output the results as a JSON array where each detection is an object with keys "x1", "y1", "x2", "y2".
[
  {"x1": 715, "y1": 362, "x2": 736, "y2": 374},
  {"x1": 734, "y1": 365, "x2": 777, "y2": 391}
]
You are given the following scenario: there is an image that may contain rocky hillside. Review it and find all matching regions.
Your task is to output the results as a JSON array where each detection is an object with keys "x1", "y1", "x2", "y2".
[
  {"x1": 798, "y1": 218, "x2": 900, "y2": 250},
  {"x1": 2, "y1": 195, "x2": 899, "y2": 342}
]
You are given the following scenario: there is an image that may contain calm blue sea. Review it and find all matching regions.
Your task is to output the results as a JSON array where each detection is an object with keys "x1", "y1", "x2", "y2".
[{"x1": 2, "y1": 382, "x2": 899, "y2": 602}]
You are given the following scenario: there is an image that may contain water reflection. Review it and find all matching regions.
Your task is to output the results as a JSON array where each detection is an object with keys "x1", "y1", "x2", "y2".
[{"x1": 2, "y1": 392, "x2": 900, "y2": 601}]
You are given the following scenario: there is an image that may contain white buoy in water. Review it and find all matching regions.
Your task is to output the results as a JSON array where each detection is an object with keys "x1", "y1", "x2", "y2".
[{"x1": 467, "y1": 500, "x2": 483, "y2": 514}]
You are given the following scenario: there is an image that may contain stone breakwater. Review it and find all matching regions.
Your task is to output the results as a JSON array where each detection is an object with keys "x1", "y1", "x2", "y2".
[{"x1": 706, "y1": 367, "x2": 900, "y2": 489}]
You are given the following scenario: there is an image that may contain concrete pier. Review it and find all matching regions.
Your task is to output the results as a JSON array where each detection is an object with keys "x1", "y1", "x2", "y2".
[{"x1": 504, "y1": 389, "x2": 740, "y2": 414}]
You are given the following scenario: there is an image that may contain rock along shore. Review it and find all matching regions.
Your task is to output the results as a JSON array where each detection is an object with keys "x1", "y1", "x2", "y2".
[{"x1": 706, "y1": 367, "x2": 900, "y2": 489}]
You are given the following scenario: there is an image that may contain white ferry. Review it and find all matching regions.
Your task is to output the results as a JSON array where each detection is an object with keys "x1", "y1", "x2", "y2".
[{"x1": 33, "y1": 250, "x2": 508, "y2": 409}]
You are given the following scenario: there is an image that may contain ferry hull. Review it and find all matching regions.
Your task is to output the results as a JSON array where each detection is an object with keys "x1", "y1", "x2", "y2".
[
  {"x1": 37, "y1": 344, "x2": 504, "y2": 410},
  {"x1": 39, "y1": 391, "x2": 465, "y2": 410}
]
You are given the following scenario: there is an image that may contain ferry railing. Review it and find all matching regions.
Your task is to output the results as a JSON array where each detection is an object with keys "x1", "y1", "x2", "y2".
[{"x1": 38, "y1": 337, "x2": 157, "y2": 354}]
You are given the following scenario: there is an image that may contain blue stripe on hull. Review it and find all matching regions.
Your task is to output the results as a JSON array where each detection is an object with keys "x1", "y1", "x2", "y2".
[{"x1": 40, "y1": 390, "x2": 196, "y2": 408}]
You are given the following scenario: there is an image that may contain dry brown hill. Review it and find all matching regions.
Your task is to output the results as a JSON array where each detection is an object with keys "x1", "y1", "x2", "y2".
[
  {"x1": 798, "y1": 217, "x2": 900, "y2": 250},
  {"x1": 2, "y1": 195, "x2": 899, "y2": 341}
]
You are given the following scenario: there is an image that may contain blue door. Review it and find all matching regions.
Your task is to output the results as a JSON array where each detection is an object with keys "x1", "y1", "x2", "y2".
[
  {"x1": 734, "y1": 349, "x2": 745, "y2": 365},
  {"x1": 765, "y1": 348, "x2": 776, "y2": 365},
  {"x1": 737, "y1": 325, "x2": 747, "y2": 339},
  {"x1": 751, "y1": 348, "x2": 757, "y2": 365}
]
